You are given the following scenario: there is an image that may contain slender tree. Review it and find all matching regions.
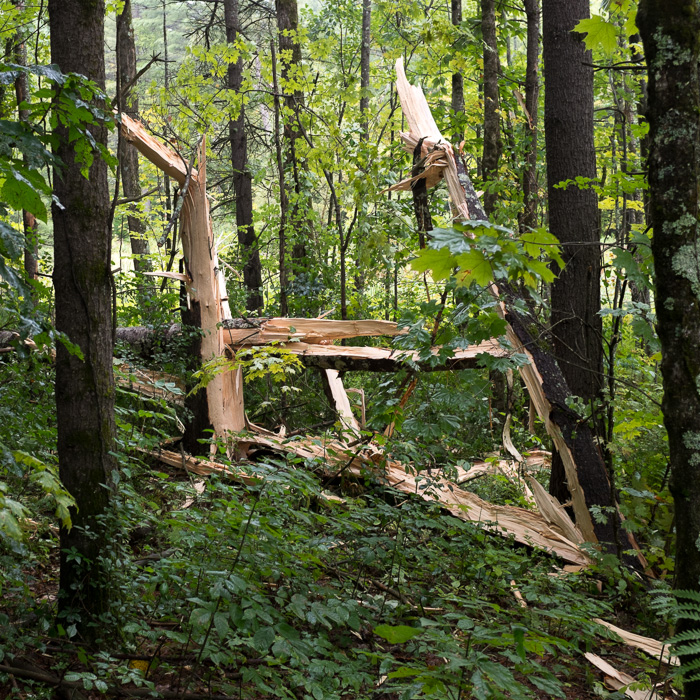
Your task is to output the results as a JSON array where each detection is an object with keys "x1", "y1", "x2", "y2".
[
  {"x1": 451, "y1": 0, "x2": 464, "y2": 121},
  {"x1": 638, "y1": 2, "x2": 700, "y2": 696},
  {"x1": 542, "y1": 0, "x2": 603, "y2": 502},
  {"x1": 481, "y1": 0, "x2": 502, "y2": 218},
  {"x1": 117, "y1": 0, "x2": 152, "y2": 276},
  {"x1": 224, "y1": 0, "x2": 264, "y2": 313},
  {"x1": 275, "y1": 0, "x2": 309, "y2": 277},
  {"x1": 360, "y1": 0, "x2": 371, "y2": 139},
  {"x1": 519, "y1": 0, "x2": 540, "y2": 233},
  {"x1": 49, "y1": 0, "x2": 116, "y2": 638},
  {"x1": 12, "y1": 0, "x2": 38, "y2": 280}
]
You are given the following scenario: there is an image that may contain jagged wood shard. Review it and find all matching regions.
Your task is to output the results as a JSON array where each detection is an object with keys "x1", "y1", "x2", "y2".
[{"x1": 120, "y1": 114, "x2": 245, "y2": 441}]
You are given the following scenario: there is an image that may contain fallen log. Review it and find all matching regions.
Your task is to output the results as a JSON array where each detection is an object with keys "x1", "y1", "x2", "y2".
[
  {"x1": 239, "y1": 339, "x2": 509, "y2": 372},
  {"x1": 114, "y1": 326, "x2": 508, "y2": 373},
  {"x1": 222, "y1": 317, "x2": 407, "y2": 345}
]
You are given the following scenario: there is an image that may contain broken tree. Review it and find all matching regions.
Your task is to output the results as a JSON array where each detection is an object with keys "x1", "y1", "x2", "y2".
[
  {"x1": 389, "y1": 58, "x2": 636, "y2": 559},
  {"x1": 121, "y1": 115, "x2": 244, "y2": 452}
]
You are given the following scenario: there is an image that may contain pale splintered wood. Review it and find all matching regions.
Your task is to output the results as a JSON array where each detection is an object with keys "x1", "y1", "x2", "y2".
[
  {"x1": 593, "y1": 618, "x2": 679, "y2": 666},
  {"x1": 225, "y1": 338, "x2": 508, "y2": 370},
  {"x1": 120, "y1": 113, "x2": 195, "y2": 186},
  {"x1": 325, "y1": 369, "x2": 361, "y2": 441},
  {"x1": 584, "y1": 653, "x2": 663, "y2": 700},
  {"x1": 237, "y1": 430, "x2": 591, "y2": 566},
  {"x1": 123, "y1": 114, "x2": 245, "y2": 440},
  {"x1": 223, "y1": 317, "x2": 407, "y2": 345},
  {"x1": 180, "y1": 138, "x2": 245, "y2": 435},
  {"x1": 394, "y1": 59, "x2": 470, "y2": 220}
]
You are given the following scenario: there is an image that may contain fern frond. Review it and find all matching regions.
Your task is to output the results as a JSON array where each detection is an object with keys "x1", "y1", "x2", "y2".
[
  {"x1": 668, "y1": 629, "x2": 700, "y2": 644},
  {"x1": 673, "y1": 609, "x2": 700, "y2": 623},
  {"x1": 671, "y1": 641, "x2": 700, "y2": 657},
  {"x1": 674, "y1": 589, "x2": 700, "y2": 604}
]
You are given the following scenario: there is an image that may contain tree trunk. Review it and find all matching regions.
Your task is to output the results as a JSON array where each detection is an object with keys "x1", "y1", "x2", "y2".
[
  {"x1": 117, "y1": 0, "x2": 151, "y2": 280},
  {"x1": 224, "y1": 0, "x2": 263, "y2": 313},
  {"x1": 275, "y1": 0, "x2": 309, "y2": 277},
  {"x1": 637, "y1": 3, "x2": 700, "y2": 696},
  {"x1": 481, "y1": 0, "x2": 502, "y2": 218},
  {"x1": 271, "y1": 41, "x2": 288, "y2": 316},
  {"x1": 451, "y1": 0, "x2": 464, "y2": 122},
  {"x1": 49, "y1": 0, "x2": 117, "y2": 640},
  {"x1": 360, "y1": 0, "x2": 371, "y2": 139},
  {"x1": 12, "y1": 0, "x2": 38, "y2": 281},
  {"x1": 542, "y1": 0, "x2": 603, "y2": 503},
  {"x1": 519, "y1": 0, "x2": 540, "y2": 233}
]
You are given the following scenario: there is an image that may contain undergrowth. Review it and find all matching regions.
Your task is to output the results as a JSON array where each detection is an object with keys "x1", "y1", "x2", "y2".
[{"x1": 0, "y1": 353, "x2": 681, "y2": 699}]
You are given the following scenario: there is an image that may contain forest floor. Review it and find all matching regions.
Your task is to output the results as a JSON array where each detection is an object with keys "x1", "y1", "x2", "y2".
[{"x1": 0, "y1": 354, "x2": 679, "y2": 700}]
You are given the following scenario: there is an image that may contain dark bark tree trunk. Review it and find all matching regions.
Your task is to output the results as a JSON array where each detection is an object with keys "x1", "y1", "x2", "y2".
[
  {"x1": 275, "y1": 0, "x2": 309, "y2": 275},
  {"x1": 542, "y1": 0, "x2": 603, "y2": 503},
  {"x1": 117, "y1": 0, "x2": 152, "y2": 279},
  {"x1": 360, "y1": 0, "x2": 371, "y2": 139},
  {"x1": 481, "y1": 0, "x2": 502, "y2": 218},
  {"x1": 12, "y1": 0, "x2": 38, "y2": 281},
  {"x1": 638, "y1": 3, "x2": 700, "y2": 696},
  {"x1": 271, "y1": 41, "x2": 289, "y2": 316},
  {"x1": 451, "y1": 0, "x2": 464, "y2": 142},
  {"x1": 519, "y1": 0, "x2": 540, "y2": 233},
  {"x1": 224, "y1": 0, "x2": 263, "y2": 313},
  {"x1": 49, "y1": 0, "x2": 117, "y2": 640}
]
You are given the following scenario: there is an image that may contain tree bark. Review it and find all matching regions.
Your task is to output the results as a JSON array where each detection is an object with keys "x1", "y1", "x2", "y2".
[
  {"x1": 360, "y1": 0, "x2": 371, "y2": 139},
  {"x1": 637, "y1": 3, "x2": 700, "y2": 696},
  {"x1": 224, "y1": 0, "x2": 263, "y2": 313},
  {"x1": 275, "y1": 0, "x2": 309, "y2": 275},
  {"x1": 49, "y1": 0, "x2": 117, "y2": 639},
  {"x1": 451, "y1": 0, "x2": 464, "y2": 121},
  {"x1": 12, "y1": 0, "x2": 38, "y2": 281},
  {"x1": 519, "y1": 0, "x2": 540, "y2": 233},
  {"x1": 271, "y1": 41, "x2": 288, "y2": 316},
  {"x1": 481, "y1": 0, "x2": 502, "y2": 218},
  {"x1": 542, "y1": 0, "x2": 603, "y2": 503},
  {"x1": 117, "y1": 0, "x2": 152, "y2": 276}
]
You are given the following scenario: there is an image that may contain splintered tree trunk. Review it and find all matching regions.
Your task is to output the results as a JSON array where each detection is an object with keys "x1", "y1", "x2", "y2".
[
  {"x1": 121, "y1": 116, "x2": 246, "y2": 450},
  {"x1": 49, "y1": 0, "x2": 117, "y2": 638},
  {"x1": 224, "y1": 0, "x2": 263, "y2": 313},
  {"x1": 542, "y1": 0, "x2": 603, "y2": 504},
  {"x1": 519, "y1": 0, "x2": 540, "y2": 233},
  {"x1": 117, "y1": 0, "x2": 152, "y2": 276},
  {"x1": 481, "y1": 0, "x2": 502, "y2": 218},
  {"x1": 638, "y1": 3, "x2": 700, "y2": 696}
]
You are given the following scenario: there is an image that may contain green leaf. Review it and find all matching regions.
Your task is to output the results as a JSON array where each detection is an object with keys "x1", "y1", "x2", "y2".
[
  {"x1": 455, "y1": 249, "x2": 493, "y2": 287},
  {"x1": 374, "y1": 624, "x2": 422, "y2": 644},
  {"x1": 388, "y1": 666, "x2": 423, "y2": 679},
  {"x1": 0, "y1": 221, "x2": 22, "y2": 259},
  {"x1": 0, "y1": 173, "x2": 47, "y2": 222},
  {"x1": 574, "y1": 15, "x2": 618, "y2": 55},
  {"x1": 214, "y1": 612, "x2": 229, "y2": 639},
  {"x1": 411, "y1": 247, "x2": 456, "y2": 281},
  {"x1": 253, "y1": 626, "x2": 275, "y2": 652},
  {"x1": 275, "y1": 622, "x2": 300, "y2": 641}
]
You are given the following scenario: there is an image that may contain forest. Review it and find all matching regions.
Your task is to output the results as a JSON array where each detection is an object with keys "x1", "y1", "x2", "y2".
[{"x1": 1, "y1": 0, "x2": 700, "y2": 698}]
